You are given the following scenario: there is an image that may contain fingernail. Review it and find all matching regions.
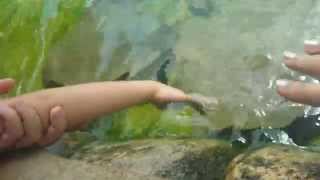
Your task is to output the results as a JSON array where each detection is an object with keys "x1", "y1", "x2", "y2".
[
  {"x1": 51, "y1": 106, "x2": 64, "y2": 120},
  {"x1": 276, "y1": 79, "x2": 290, "y2": 88},
  {"x1": 283, "y1": 51, "x2": 297, "y2": 59},
  {"x1": 304, "y1": 40, "x2": 319, "y2": 46}
]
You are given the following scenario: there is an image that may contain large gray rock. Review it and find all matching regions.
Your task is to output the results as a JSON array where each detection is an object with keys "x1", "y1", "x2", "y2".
[
  {"x1": 70, "y1": 139, "x2": 237, "y2": 180},
  {"x1": 0, "y1": 139, "x2": 237, "y2": 180},
  {"x1": 226, "y1": 145, "x2": 320, "y2": 180},
  {"x1": 0, "y1": 149, "x2": 163, "y2": 180}
]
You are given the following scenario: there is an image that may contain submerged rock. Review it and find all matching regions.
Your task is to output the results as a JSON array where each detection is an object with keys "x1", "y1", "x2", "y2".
[
  {"x1": 285, "y1": 114, "x2": 320, "y2": 146},
  {"x1": 0, "y1": 150, "x2": 163, "y2": 180},
  {"x1": 70, "y1": 139, "x2": 238, "y2": 180},
  {"x1": 226, "y1": 145, "x2": 320, "y2": 179}
]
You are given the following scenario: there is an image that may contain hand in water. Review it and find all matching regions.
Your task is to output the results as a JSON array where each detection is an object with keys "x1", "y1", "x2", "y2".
[
  {"x1": 0, "y1": 78, "x2": 67, "y2": 150},
  {"x1": 151, "y1": 82, "x2": 219, "y2": 113},
  {"x1": 151, "y1": 82, "x2": 191, "y2": 105},
  {"x1": 277, "y1": 40, "x2": 320, "y2": 106}
]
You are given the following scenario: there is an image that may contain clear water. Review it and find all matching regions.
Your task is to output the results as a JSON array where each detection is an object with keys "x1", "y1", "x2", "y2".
[{"x1": 3, "y1": 0, "x2": 320, "y2": 146}]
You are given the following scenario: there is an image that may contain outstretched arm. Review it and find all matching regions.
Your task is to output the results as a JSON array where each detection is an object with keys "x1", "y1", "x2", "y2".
[{"x1": 4, "y1": 81, "x2": 190, "y2": 131}]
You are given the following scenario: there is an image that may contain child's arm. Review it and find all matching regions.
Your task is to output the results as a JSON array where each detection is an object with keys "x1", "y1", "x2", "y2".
[{"x1": 4, "y1": 81, "x2": 190, "y2": 131}]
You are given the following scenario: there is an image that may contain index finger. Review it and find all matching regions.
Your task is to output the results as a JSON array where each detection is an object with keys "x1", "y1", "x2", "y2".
[
  {"x1": 277, "y1": 80, "x2": 320, "y2": 106},
  {"x1": 304, "y1": 40, "x2": 320, "y2": 55},
  {"x1": 283, "y1": 52, "x2": 320, "y2": 79}
]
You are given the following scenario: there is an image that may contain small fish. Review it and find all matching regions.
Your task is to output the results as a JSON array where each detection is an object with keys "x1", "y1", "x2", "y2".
[
  {"x1": 44, "y1": 80, "x2": 65, "y2": 88},
  {"x1": 188, "y1": 0, "x2": 215, "y2": 17},
  {"x1": 114, "y1": 72, "x2": 130, "y2": 81}
]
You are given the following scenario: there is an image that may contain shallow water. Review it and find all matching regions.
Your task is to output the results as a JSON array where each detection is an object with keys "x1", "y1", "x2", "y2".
[{"x1": 2, "y1": 0, "x2": 320, "y2": 147}]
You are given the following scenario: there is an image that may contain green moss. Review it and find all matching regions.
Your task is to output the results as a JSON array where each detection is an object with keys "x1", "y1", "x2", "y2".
[
  {"x1": 90, "y1": 104, "x2": 161, "y2": 141},
  {"x1": 120, "y1": 104, "x2": 162, "y2": 139},
  {"x1": 89, "y1": 104, "x2": 203, "y2": 142},
  {"x1": 308, "y1": 137, "x2": 320, "y2": 147},
  {"x1": 0, "y1": 0, "x2": 86, "y2": 95},
  {"x1": 149, "y1": 107, "x2": 194, "y2": 138}
]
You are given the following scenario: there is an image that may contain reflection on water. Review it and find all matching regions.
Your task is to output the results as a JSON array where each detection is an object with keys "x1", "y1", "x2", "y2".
[
  {"x1": 3, "y1": 0, "x2": 320, "y2": 146},
  {"x1": 46, "y1": 0, "x2": 320, "y2": 145}
]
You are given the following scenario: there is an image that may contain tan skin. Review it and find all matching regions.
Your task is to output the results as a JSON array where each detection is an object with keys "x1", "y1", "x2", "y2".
[
  {"x1": 0, "y1": 79, "x2": 67, "y2": 150},
  {"x1": 4, "y1": 81, "x2": 191, "y2": 131},
  {"x1": 1, "y1": 80, "x2": 190, "y2": 150},
  {"x1": 277, "y1": 41, "x2": 320, "y2": 106}
]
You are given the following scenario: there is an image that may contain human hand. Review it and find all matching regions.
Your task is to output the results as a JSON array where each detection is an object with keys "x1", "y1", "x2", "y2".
[
  {"x1": 0, "y1": 78, "x2": 67, "y2": 150},
  {"x1": 151, "y1": 82, "x2": 191, "y2": 105},
  {"x1": 277, "y1": 40, "x2": 320, "y2": 106},
  {"x1": 0, "y1": 78, "x2": 23, "y2": 149},
  {"x1": 13, "y1": 103, "x2": 67, "y2": 148},
  {"x1": 150, "y1": 82, "x2": 219, "y2": 112}
]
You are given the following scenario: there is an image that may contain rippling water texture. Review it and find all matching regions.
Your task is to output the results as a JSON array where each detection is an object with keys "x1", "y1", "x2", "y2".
[{"x1": 3, "y1": 0, "x2": 320, "y2": 144}]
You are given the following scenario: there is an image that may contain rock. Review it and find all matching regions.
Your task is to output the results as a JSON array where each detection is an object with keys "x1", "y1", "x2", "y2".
[
  {"x1": 226, "y1": 145, "x2": 320, "y2": 179},
  {"x1": 0, "y1": 149, "x2": 164, "y2": 180},
  {"x1": 70, "y1": 139, "x2": 237, "y2": 180},
  {"x1": 284, "y1": 114, "x2": 320, "y2": 146}
]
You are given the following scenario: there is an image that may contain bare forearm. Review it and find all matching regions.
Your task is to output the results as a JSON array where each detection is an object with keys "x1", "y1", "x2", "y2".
[{"x1": 4, "y1": 81, "x2": 159, "y2": 130}]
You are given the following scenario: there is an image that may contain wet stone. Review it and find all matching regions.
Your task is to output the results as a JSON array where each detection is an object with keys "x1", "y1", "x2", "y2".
[{"x1": 226, "y1": 145, "x2": 320, "y2": 180}]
